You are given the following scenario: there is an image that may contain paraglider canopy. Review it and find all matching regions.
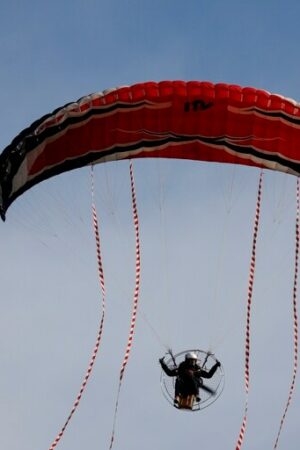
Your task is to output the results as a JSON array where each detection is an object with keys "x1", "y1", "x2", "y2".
[{"x1": 1, "y1": 80, "x2": 300, "y2": 220}]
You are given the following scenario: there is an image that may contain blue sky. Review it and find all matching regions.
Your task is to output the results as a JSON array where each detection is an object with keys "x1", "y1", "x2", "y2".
[{"x1": 1, "y1": 1, "x2": 300, "y2": 449}]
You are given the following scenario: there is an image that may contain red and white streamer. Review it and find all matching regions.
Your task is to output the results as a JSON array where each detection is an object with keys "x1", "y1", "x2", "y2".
[
  {"x1": 109, "y1": 160, "x2": 141, "y2": 449},
  {"x1": 273, "y1": 177, "x2": 299, "y2": 449},
  {"x1": 235, "y1": 171, "x2": 263, "y2": 450},
  {"x1": 48, "y1": 166, "x2": 106, "y2": 450}
]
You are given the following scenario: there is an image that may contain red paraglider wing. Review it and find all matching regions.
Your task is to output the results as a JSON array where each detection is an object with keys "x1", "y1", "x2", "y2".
[{"x1": 1, "y1": 80, "x2": 300, "y2": 219}]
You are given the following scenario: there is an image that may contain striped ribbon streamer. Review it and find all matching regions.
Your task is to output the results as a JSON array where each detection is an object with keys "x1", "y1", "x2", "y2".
[
  {"x1": 48, "y1": 166, "x2": 106, "y2": 450},
  {"x1": 273, "y1": 177, "x2": 299, "y2": 449},
  {"x1": 235, "y1": 171, "x2": 263, "y2": 450},
  {"x1": 109, "y1": 160, "x2": 141, "y2": 450}
]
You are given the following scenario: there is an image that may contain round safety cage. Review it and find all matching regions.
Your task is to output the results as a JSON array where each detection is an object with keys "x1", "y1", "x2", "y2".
[{"x1": 160, "y1": 349, "x2": 225, "y2": 411}]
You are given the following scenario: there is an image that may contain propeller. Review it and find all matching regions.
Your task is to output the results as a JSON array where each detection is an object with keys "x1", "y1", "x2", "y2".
[{"x1": 200, "y1": 383, "x2": 216, "y2": 396}]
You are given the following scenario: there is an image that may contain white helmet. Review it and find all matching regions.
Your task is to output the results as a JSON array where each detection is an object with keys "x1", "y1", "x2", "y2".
[{"x1": 185, "y1": 352, "x2": 197, "y2": 361}]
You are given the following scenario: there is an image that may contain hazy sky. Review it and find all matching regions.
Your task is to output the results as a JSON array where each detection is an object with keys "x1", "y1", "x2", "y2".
[{"x1": 1, "y1": 1, "x2": 300, "y2": 449}]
